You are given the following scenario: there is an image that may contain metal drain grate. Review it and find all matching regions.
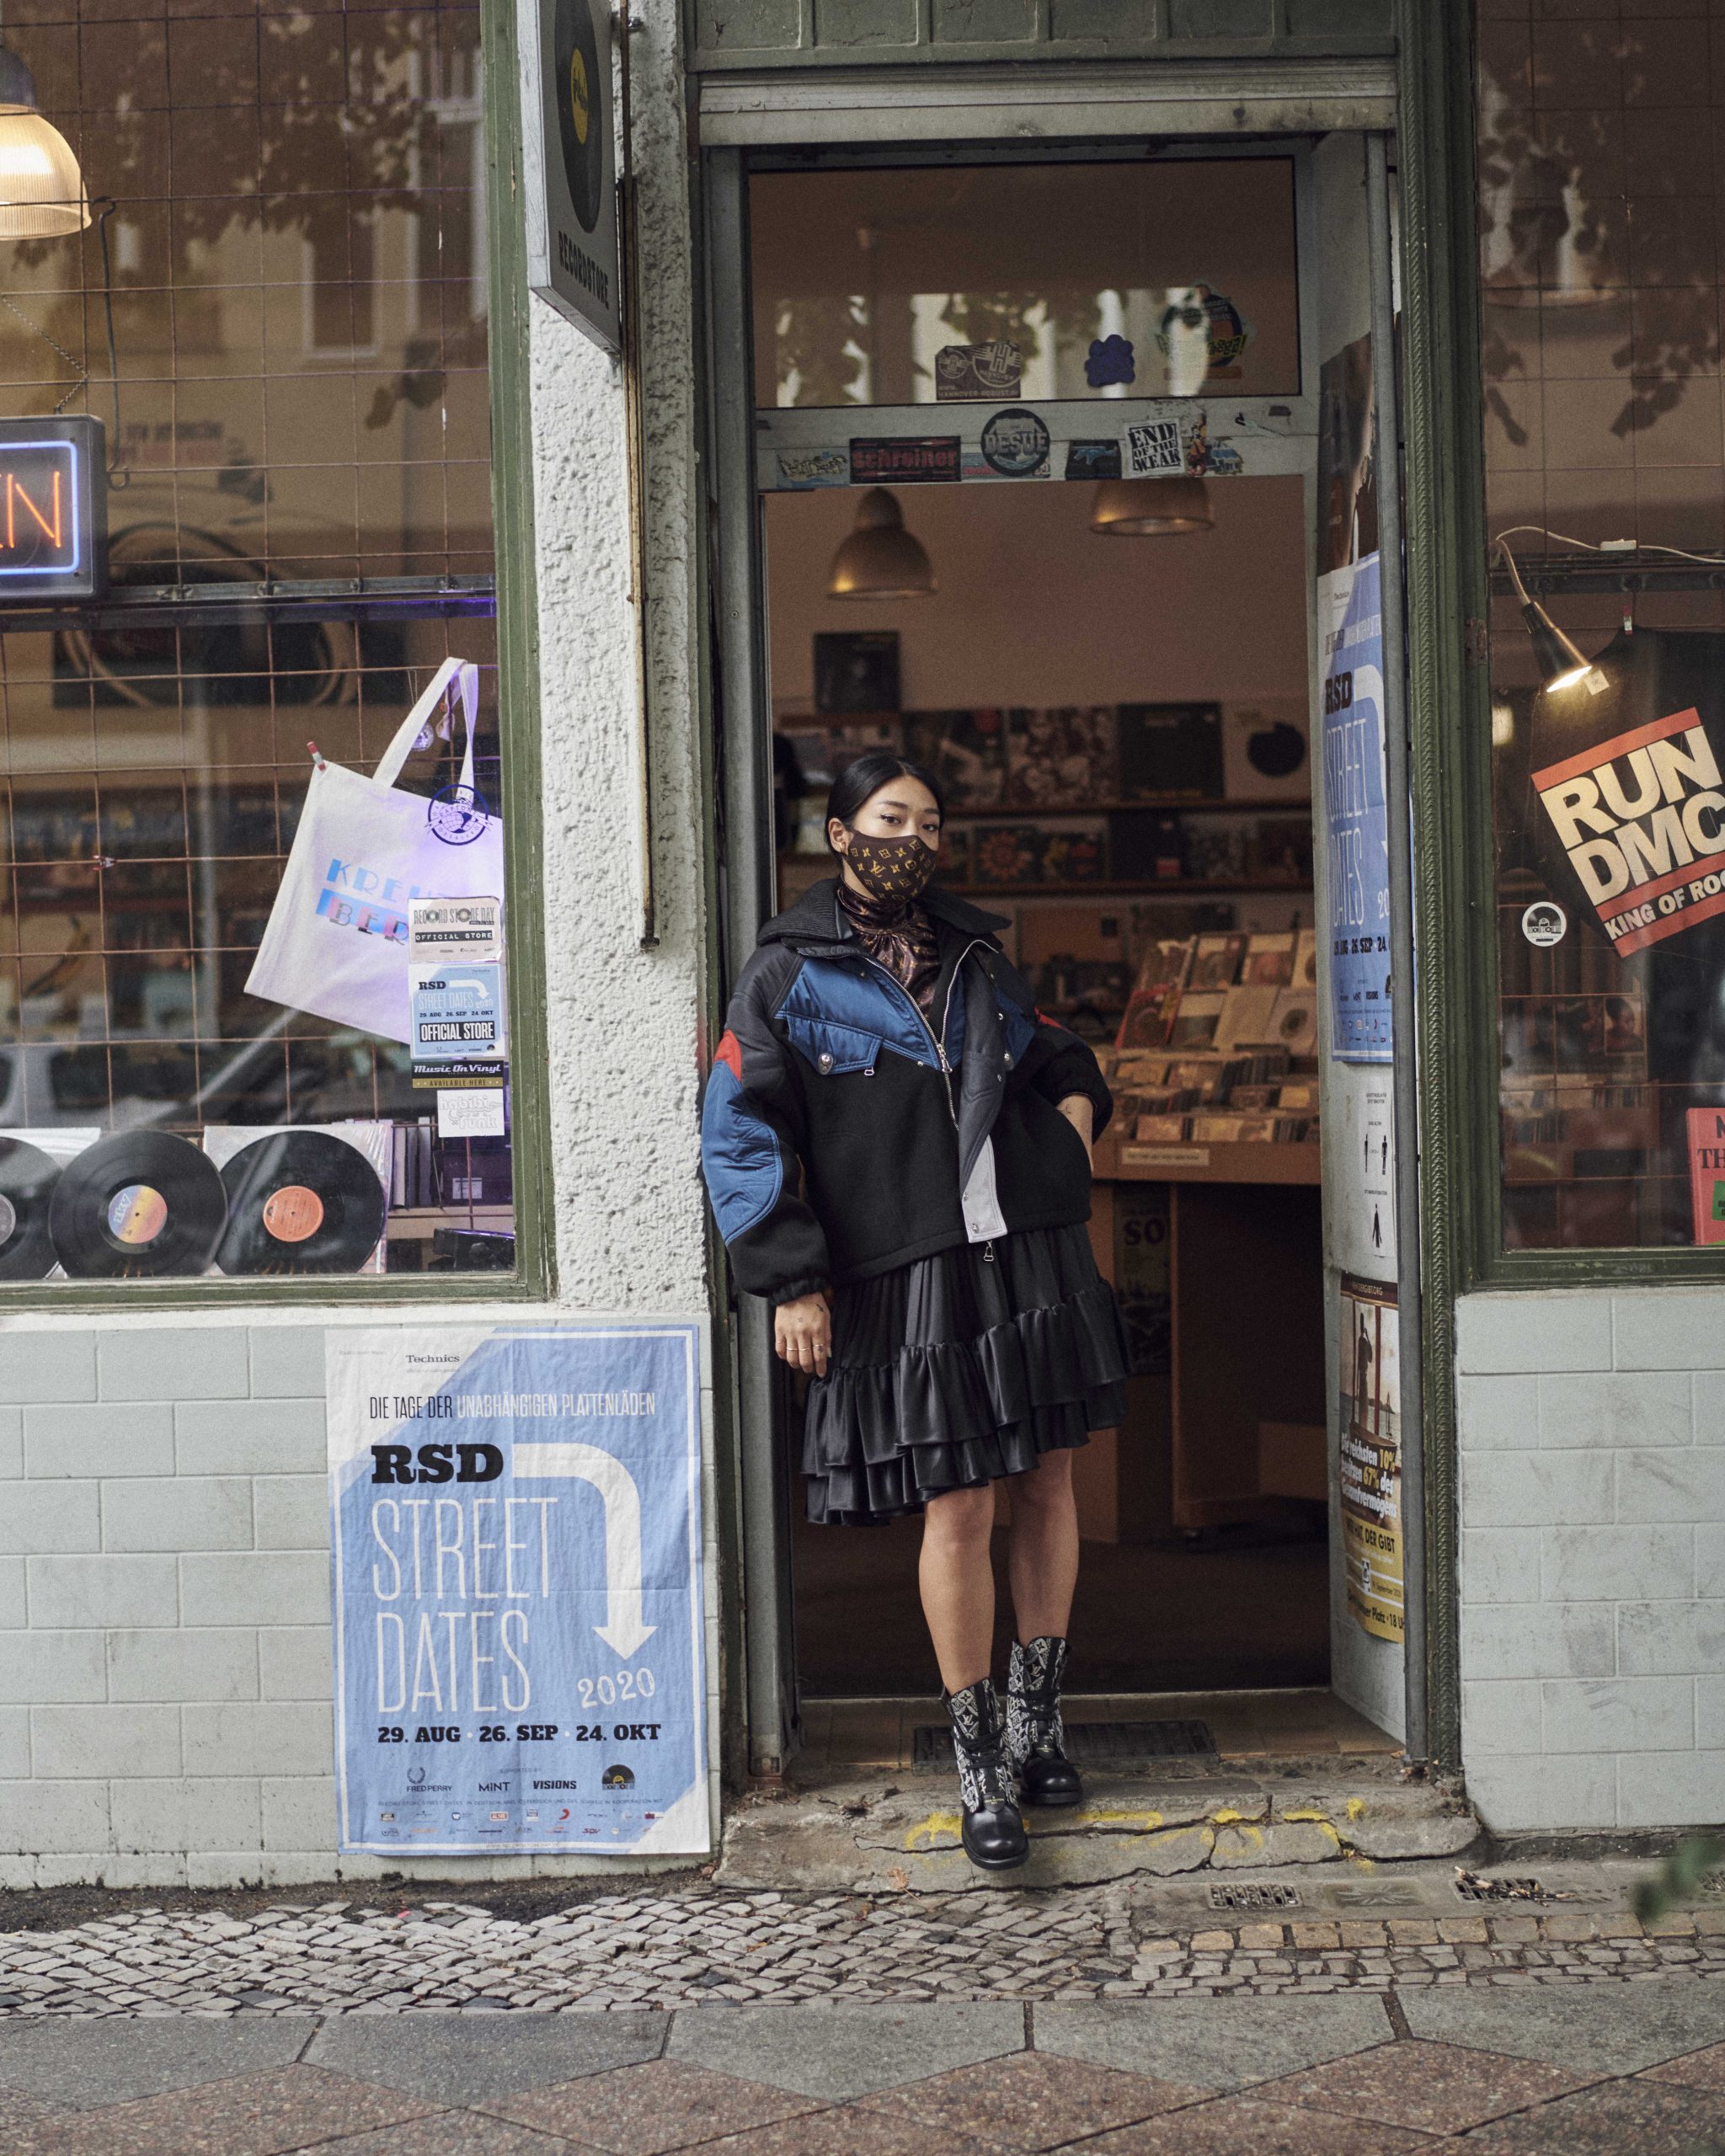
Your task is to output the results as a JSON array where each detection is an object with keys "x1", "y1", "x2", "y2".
[
  {"x1": 1210, "y1": 1881, "x2": 1301, "y2": 1911},
  {"x1": 911, "y1": 1719, "x2": 1216, "y2": 1765},
  {"x1": 1454, "y1": 1873, "x2": 1546, "y2": 1903}
]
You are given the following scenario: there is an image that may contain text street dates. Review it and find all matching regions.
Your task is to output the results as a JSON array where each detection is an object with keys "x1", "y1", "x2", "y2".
[{"x1": 376, "y1": 1721, "x2": 661, "y2": 1743}]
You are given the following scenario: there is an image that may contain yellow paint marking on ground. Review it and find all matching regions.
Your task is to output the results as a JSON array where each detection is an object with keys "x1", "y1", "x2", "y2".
[
  {"x1": 1346, "y1": 1797, "x2": 1367, "y2": 1821},
  {"x1": 1348, "y1": 1854, "x2": 1377, "y2": 1871},
  {"x1": 1210, "y1": 1807, "x2": 1249, "y2": 1824},
  {"x1": 1072, "y1": 1810, "x2": 1167, "y2": 1833},
  {"x1": 1279, "y1": 1808, "x2": 1332, "y2": 1824},
  {"x1": 905, "y1": 1812, "x2": 964, "y2": 1850}
]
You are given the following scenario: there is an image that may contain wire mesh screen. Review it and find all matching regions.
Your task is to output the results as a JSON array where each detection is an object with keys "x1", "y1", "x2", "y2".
[{"x1": 0, "y1": 0, "x2": 512, "y2": 1283}]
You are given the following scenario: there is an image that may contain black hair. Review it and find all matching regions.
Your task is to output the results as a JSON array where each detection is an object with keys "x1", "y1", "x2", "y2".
[{"x1": 825, "y1": 752, "x2": 947, "y2": 848}]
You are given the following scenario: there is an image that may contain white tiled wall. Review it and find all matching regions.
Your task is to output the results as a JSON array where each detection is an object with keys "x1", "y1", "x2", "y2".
[
  {"x1": 0, "y1": 1316, "x2": 720, "y2": 1887},
  {"x1": 1457, "y1": 1288, "x2": 1725, "y2": 1833}
]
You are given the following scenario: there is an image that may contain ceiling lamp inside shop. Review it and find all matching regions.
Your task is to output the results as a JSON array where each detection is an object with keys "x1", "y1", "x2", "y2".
[
  {"x1": 1496, "y1": 539, "x2": 1605, "y2": 696},
  {"x1": 826, "y1": 487, "x2": 937, "y2": 600},
  {"x1": 0, "y1": 43, "x2": 88, "y2": 237},
  {"x1": 1090, "y1": 475, "x2": 1215, "y2": 536}
]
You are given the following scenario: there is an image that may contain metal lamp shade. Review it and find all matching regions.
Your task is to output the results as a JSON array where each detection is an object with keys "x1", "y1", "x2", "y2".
[
  {"x1": 826, "y1": 487, "x2": 937, "y2": 599},
  {"x1": 0, "y1": 99, "x2": 88, "y2": 237},
  {"x1": 1090, "y1": 476, "x2": 1215, "y2": 536}
]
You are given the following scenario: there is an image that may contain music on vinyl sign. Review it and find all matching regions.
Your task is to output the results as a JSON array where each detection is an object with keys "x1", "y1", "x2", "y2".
[{"x1": 0, "y1": 415, "x2": 106, "y2": 599}]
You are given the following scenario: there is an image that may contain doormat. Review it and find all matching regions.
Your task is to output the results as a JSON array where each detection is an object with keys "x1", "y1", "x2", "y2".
[{"x1": 911, "y1": 1719, "x2": 1216, "y2": 1765}]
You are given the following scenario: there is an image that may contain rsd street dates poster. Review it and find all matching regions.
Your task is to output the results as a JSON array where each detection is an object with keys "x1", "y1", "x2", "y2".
[{"x1": 328, "y1": 1325, "x2": 708, "y2": 1856}]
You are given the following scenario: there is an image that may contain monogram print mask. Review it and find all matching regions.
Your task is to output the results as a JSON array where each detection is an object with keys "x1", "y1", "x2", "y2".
[{"x1": 841, "y1": 826, "x2": 940, "y2": 904}]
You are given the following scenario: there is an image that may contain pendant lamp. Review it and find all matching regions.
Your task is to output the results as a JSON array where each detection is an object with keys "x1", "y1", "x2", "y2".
[
  {"x1": 826, "y1": 487, "x2": 936, "y2": 600},
  {"x1": 1090, "y1": 476, "x2": 1214, "y2": 536},
  {"x1": 0, "y1": 43, "x2": 88, "y2": 237}
]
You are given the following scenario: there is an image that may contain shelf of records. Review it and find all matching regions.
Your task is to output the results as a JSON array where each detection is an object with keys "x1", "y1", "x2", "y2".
[
  {"x1": 0, "y1": 1118, "x2": 515, "y2": 1283},
  {"x1": 1095, "y1": 926, "x2": 1322, "y2": 1176},
  {"x1": 1498, "y1": 988, "x2": 1659, "y2": 1185},
  {"x1": 777, "y1": 705, "x2": 1312, "y2": 890}
]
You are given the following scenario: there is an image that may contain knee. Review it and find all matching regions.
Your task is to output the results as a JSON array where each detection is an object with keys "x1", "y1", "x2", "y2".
[
  {"x1": 1011, "y1": 1451, "x2": 1074, "y2": 1514},
  {"x1": 924, "y1": 1485, "x2": 996, "y2": 1550}
]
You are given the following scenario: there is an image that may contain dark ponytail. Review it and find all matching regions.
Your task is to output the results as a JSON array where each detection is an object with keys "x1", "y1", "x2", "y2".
[{"x1": 825, "y1": 752, "x2": 947, "y2": 851}]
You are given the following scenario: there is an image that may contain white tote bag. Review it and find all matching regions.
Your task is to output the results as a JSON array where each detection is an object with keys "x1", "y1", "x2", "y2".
[{"x1": 246, "y1": 659, "x2": 503, "y2": 1044}]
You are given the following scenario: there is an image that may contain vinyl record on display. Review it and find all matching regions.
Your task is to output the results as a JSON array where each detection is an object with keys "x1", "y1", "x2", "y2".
[
  {"x1": 48, "y1": 1132, "x2": 228, "y2": 1280},
  {"x1": 215, "y1": 1130, "x2": 387, "y2": 1276},
  {"x1": 554, "y1": 0, "x2": 605, "y2": 235},
  {"x1": 0, "y1": 1137, "x2": 63, "y2": 1281}
]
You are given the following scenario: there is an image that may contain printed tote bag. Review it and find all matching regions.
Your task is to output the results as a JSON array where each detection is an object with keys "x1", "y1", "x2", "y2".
[{"x1": 246, "y1": 659, "x2": 502, "y2": 1043}]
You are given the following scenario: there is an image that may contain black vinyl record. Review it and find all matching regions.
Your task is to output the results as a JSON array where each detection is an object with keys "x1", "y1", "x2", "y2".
[
  {"x1": 554, "y1": 0, "x2": 605, "y2": 235},
  {"x1": 0, "y1": 1137, "x2": 62, "y2": 1281},
  {"x1": 215, "y1": 1130, "x2": 387, "y2": 1276},
  {"x1": 49, "y1": 1132, "x2": 228, "y2": 1279}
]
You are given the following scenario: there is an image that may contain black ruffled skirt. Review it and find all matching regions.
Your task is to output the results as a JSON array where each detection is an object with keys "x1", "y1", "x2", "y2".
[{"x1": 802, "y1": 1223, "x2": 1130, "y2": 1528}]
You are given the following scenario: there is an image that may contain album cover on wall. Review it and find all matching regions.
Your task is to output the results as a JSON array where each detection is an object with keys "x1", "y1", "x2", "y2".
[
  {"x1": 813, "y1": 631, "x2": 900, "y2": 715},
  {"x1": 1007, "y1": 707, "x2": 1119, "y2": 807},
  {"x1": 902, "y1": 709, "x2": 1008, "y2": 808}
]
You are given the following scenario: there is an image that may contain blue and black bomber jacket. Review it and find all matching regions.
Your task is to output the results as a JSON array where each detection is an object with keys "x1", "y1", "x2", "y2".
[{"x1": 699, "y1": 878, "x2": 1114, "y2": 1305}]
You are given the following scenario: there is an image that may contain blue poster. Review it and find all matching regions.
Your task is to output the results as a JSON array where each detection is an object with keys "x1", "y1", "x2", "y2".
[
  {"x1": 1321, "y1": 552, "x2": 1393, "y2": 1063},
  {"x1": 327, "y1": 1323, "x2": 708, "y2": 1855}
]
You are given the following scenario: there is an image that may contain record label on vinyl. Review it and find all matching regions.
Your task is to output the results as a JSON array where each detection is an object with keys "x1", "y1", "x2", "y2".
[
  {"x1": 49, "y1": 1133, "x2": 228, "y2": 1279},
  {"x1": 216, "y1": 1131, "x2": 387, "y2": 1276}
]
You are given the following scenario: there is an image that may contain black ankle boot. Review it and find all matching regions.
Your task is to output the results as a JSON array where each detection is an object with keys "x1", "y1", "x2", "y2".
[
  {"x1": 1007, "y1": 1636, "x2": 1083, "y2": 1807},
  {"x1": 944, "y1": 1678, "x2": 1030, "y2": 1870}
]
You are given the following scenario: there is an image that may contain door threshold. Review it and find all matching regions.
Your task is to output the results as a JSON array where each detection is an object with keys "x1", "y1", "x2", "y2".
[{"x1": 798, "y1": 1686, "x2": 1402, "y2": 1775}]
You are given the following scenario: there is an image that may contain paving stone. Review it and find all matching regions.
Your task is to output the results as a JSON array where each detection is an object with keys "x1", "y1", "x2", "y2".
[
  {"x1": 493, "y1": 2057, "x2": 819, "y2": 2153},
  {"x1": 0, "y1": 2018, "x2": 308, "y2": 2107},
  {"x1": 697, "y1": 2108, "x2": 1001, "y2": 2156},
  {"x1": 1640, "y1": 2036, "x2": 1725, "y2": 2090},
  {"x1": 312, "y1": 2119, "x2": 584, "y2": 2155},
  {"x1": 1032, "y1": 1998, "x2": 1395, "y2": 2093},
  {"x1": 1075, "y1": 2095, "x2": 1438, "y2": 2153},
  {"x1": 1399, "y1": 1975, "x2": 1725, "y2": 2077},
  {"x1": 1248, "y1": 2037, "x2": 1596, "y2": 2132},
  {"x1": 859, "y1": 2051, "x2": 1202, "y2": 2152},
  {"x1": 667, "y1": 2004, "x2": 1027, "y2": 2100},
  {"x1": 1447, "y1": 2075, "x2": 1725, "y2": 2154},
  {"x1": 5, "y1": 2064, "x2": 438, "y2": 2156},
  {"x1": 307, "y1": 2011, "x2": 666, "y2": 2103}
]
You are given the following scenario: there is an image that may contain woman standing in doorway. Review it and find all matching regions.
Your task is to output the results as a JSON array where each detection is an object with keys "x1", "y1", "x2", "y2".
[{"x1": 701, "y1": 754, "x2": 1128, "y2": 1870}]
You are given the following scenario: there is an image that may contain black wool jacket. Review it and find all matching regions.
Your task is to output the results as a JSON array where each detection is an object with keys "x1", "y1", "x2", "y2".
[{"x1": 699, "y1": 879, "x2": 1114, "y2": 1304}]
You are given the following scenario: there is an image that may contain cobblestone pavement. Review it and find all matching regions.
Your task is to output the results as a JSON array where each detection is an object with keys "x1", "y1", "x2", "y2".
[{"x1": 3, "y1": 1886, "x2": 1725, "y2": 2015}]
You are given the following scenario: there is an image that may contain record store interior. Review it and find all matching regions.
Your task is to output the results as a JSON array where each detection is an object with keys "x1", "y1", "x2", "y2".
[{"x1": 750, "y1": 158, "x2": 1343, "y2": 1703}]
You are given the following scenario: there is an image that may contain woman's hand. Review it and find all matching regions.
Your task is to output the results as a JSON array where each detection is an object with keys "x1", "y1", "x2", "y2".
[
  {"x1": 1056, "y1": 1093, "x2": 1094, "y2": 1167},
  {"x1": 775, "y1": 1290, "x2": 832, "y2": 1377}
]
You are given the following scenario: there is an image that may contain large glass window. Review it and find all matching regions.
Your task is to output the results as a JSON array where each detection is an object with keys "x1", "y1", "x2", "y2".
[
  {"x1": 0, "y1": 0, "x2": 515, "y2": 1285},
  {"x1": 750, "y1": 158, "x2": 1300, "y2": 410},
  {"x1": 1477, "y1": 1, "x2": 1725, "y2": 1251}
]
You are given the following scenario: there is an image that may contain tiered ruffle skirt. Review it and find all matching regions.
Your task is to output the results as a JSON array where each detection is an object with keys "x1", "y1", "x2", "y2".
[{"x1": 802, "y1": 1223, "x2": 1130, "y2": 1527}]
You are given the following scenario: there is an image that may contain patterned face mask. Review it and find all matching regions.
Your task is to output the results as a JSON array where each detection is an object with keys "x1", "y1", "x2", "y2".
[{"x1": 841, "y1": 826, "x2": 940, "y2": 904}]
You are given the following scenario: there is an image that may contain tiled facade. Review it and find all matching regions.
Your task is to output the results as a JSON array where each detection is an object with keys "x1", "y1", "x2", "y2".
[
  {"x1": 1456, "y1": 1288, "x2": 1725, "y2": 1832},
  {"x1": 0, "y1": 1319, "x2": 719, "y2": 1888}
]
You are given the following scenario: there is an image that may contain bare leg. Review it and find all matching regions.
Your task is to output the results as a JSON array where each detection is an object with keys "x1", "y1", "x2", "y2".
[
  {"x1": 1007, "y1": 1449, "x2": 1080, "y2": 1644},
  {"x1": 919, "y1": 1485, "x2": 997, "y2": 1694}
]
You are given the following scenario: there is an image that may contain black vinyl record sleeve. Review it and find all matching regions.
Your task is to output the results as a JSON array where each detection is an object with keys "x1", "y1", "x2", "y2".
[
  {"x1": 0, "y1": 1136, "x2": 62, "y2": 1280},
  {"x1": 49, "y1": 1132, "x2": 228, "y2": 1278},
  {"x1": 215, "y1": 1129, "x2": 387, "y2": 1275}
]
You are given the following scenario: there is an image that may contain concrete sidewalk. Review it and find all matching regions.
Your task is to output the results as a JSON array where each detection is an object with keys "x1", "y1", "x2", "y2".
[{"x1": 1, "y1": 1988, "x2": 1723, "y2": 2153}]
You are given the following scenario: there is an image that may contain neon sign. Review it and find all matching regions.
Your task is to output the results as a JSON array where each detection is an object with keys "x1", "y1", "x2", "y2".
[{"x1": 0, "y1": 415, "x2": 106, "y2": 598}]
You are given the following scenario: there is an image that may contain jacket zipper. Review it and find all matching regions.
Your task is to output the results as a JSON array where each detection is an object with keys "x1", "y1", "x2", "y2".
[{"x1": 852, "y1": 939, "x2": 985, "y2": 1130}]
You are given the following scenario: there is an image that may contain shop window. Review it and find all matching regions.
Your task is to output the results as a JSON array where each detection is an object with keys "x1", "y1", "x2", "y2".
[
  {"x1": 0, "y1": 0, "x2": 516, "y2": 1288},
  {"x1": 1476, "y1": 2, "x2": 1725, "y2": 1254},
  {"x1": 750, "y1": 159, "x2": 1300, "y2": 410}
]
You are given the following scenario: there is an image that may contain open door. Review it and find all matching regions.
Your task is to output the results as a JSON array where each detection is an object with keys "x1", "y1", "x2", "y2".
[{"x1": 1311, "y1": 132, "x2": 1424, "y2": 1753}]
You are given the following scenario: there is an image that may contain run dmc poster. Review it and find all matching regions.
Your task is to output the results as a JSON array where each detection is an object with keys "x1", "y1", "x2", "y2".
[{"x1": 328, "y1": 1324, "x2": 708, "y2": 1855}]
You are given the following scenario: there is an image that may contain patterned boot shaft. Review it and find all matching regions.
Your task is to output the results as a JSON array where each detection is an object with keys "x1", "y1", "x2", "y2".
[
  {"x1": 945, "y1": 1678, "x2": 1015, "y2": 1812},
  {"x1": 1006, "y1": 1635, "x2": 1082, "y2": 1807},
  {"x1": 1005, "y1": 1635, "x2": 1069, "y2": 1768}
]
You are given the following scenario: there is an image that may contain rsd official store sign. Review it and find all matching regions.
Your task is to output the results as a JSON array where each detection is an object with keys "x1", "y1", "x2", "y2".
[{"x1": 328, "y1": 1325, "x2": 708, "y2": 1855}]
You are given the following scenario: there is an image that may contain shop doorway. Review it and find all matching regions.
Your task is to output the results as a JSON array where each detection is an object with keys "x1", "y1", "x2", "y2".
[{"x1": 708, "y1": 130, "x2": 1418, "y2": 1774}]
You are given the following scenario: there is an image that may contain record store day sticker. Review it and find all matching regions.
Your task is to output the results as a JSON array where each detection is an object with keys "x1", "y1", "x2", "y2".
[{"x1": 328, "y1": 1325, "x2": 709, "y2": 1855}]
